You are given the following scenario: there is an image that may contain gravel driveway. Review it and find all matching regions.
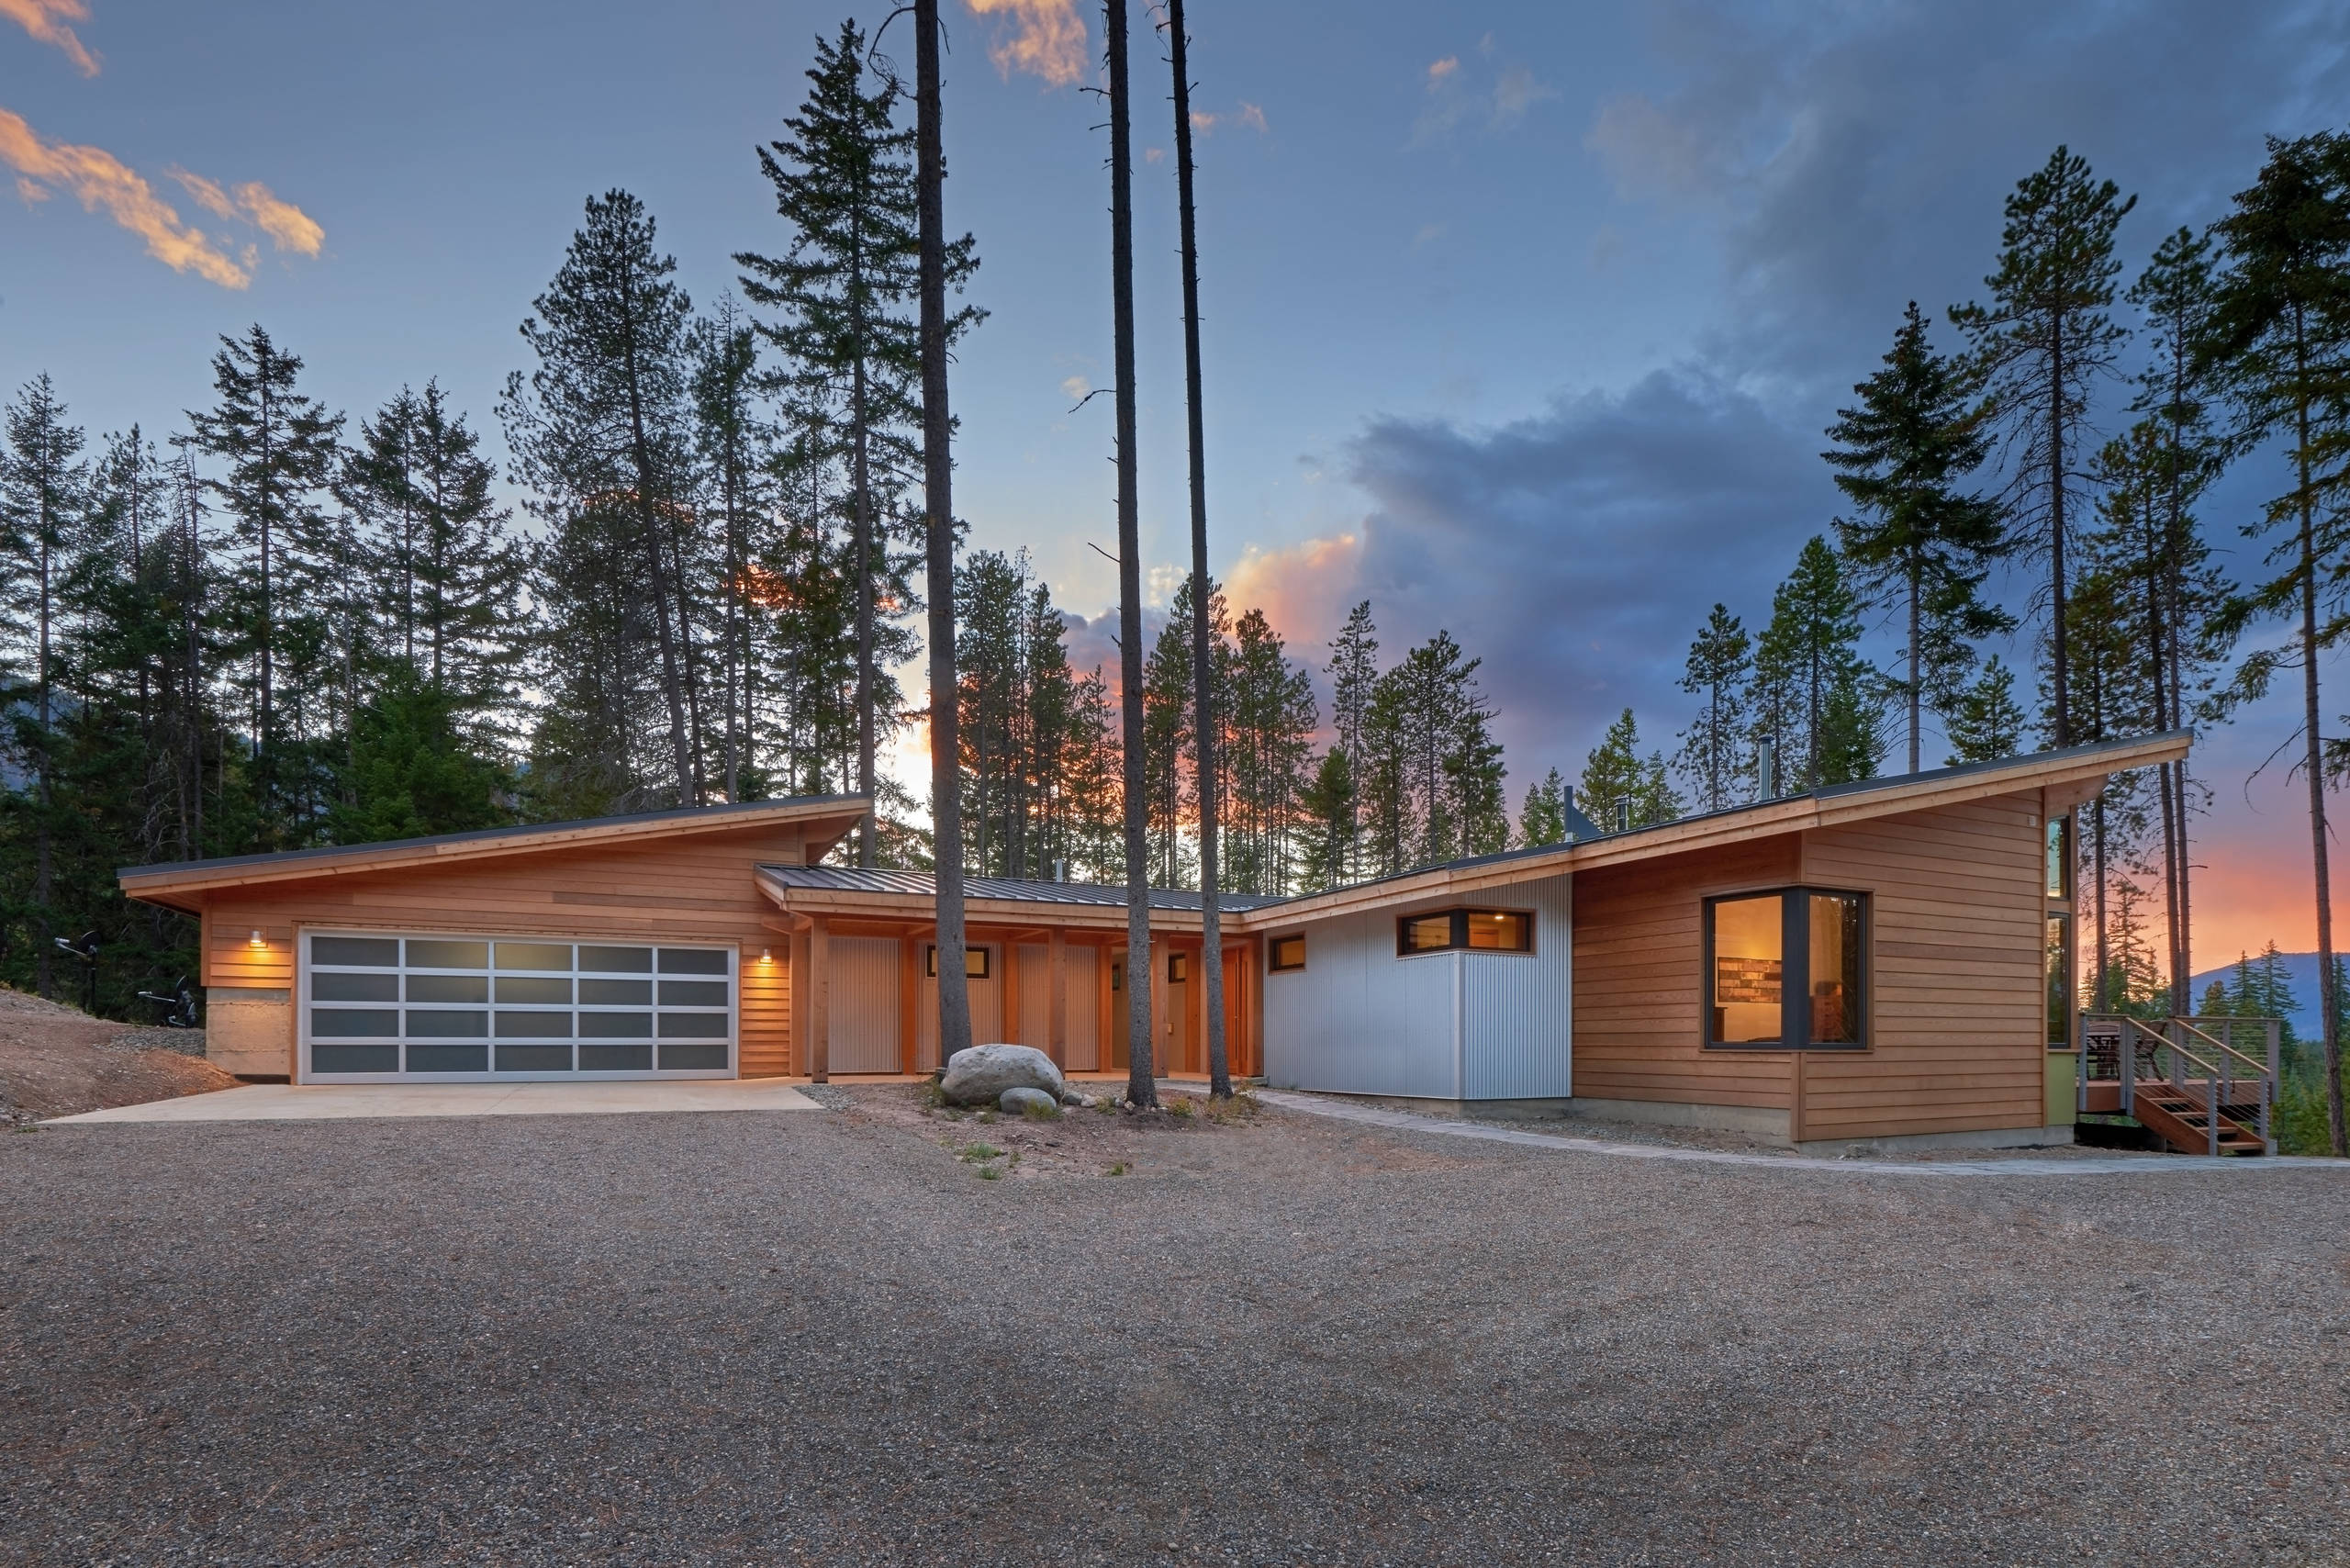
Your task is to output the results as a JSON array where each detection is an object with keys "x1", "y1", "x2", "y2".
[{"x1": 3, "y1": 1099, "x2": 2344, "y2": 1565}]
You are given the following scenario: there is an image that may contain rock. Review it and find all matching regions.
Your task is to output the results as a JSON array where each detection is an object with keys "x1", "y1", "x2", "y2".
[
  {"x1": 939, "y1": 1043, "x2": 1069, "y2": 1107},
  {"x1": 1000, "y1": 1086, "x2": 1061, "y2": 1117},
  {"x1": 1058, "y1": 1088, "x2": 1091, "y2": 1108}
]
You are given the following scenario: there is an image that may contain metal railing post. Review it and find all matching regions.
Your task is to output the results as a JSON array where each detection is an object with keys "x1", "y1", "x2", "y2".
[
  {"x1": 2076, "y1": 1010, "x2": 2089, "y2": 1117},
  {"x1": 2207, "y1": 1066, "x2": 2220, "y2": 1156},
  {"x1": 2120, "y1": 1017, "x2": 2134, "y2": 1120},
  {"x1": 2265, "y1": 1020, "x2": 2280, "y2": 1156}
]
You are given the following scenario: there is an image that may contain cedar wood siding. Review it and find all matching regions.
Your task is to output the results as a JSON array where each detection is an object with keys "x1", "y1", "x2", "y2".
[
  {"x1": 1571, "y1": 834, "x2": 1800, "y2": 1112},
  {"x1": 195, "y1": 823, "x2": 811, "y2": 1078},
  {"x1": 1796, "y1": 790, "x2": 2043, "y2": 1140},
  {"x1": 1570, "y1": 790, "x2": 2044, "y2": 1138}
]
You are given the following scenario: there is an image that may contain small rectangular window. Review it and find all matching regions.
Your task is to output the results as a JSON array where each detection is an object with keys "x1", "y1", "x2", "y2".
[
  {"x1": 1167, "y1": 951, "x2": 1189, "y2": 983},
  {"x1": 1397, "y1": 909, "x2": 1535, "y2": 956},
  {"x1": 925, "y1": 945, "x2": 990, "y2": 979},
  {"x1": 2045, "y1": 815, "x2": 2074, "y2": 901},
  {"x1": 1269, "y1": 935, "x2": 1306, "y2": 972}
]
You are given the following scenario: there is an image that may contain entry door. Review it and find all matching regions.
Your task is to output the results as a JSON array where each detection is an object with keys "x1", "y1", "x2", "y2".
[
  {"x1": 1108, "y1": 950, "x2": 1128, "y2": 1070},
  {"x1": 1162, "y1": 953, "x2": 1189, "y2": 1075}
]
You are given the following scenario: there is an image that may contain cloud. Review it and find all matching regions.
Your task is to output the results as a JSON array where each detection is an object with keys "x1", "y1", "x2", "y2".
[
  {"x1": 1233, "y1": 368, "x2": 1834, "y2": 776},
  {"x1": 6, "y1": 109, "x2": 323, "y2": 286},
  {"x1": 235, "y1": 180, "x2": 323, "y2": 254},
  {"x1": 1060, "y1": 374, "x2": 1091, "y2": 401},
  {"x1": 1144, "y1": 145, "x2": 1165, "y2": 163},
  {"x1": 1, "y1": 108, "x2": 250, "y2": 286},
  {"x1": 965, "y1": 0, "x2": 1088, "y2": 88},
  {"x1": 1237, "y1": 101, "x2": 1268, "y2": 132},
  {"x1": 1413, "y1": 37, "x2": 1556, "y2": 144},
  {"x1": 1, "y1": 0, "x2": 98, "y2": 76}
]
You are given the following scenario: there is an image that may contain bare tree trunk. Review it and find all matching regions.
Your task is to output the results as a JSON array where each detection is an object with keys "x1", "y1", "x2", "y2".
[
  {"x1": 2294, "y1": 361, "x2": 2344, "y2": 1154},
  {"x1": 853, "y1": 346, "x2": 878, "y2": 864},
  {"x1": 1905, "y1": 567, "x2": 1921, "y2": 774},
  {"x1": 2092, "y1": 795, "x2": 2109, "y2": 1013},
  {"x1": 1103, "y1": 0, "x2": 1155, "y2": 1108},
  {"x1": 2048, "y1": 323, "x2": 2069, "y2": 749},
  {"x1": 915, "y1": 0, "x2": 973, "y2": 1066},
  {"x1": 1165, "y1": 0, "x2": 1227, "y2": 1096}
]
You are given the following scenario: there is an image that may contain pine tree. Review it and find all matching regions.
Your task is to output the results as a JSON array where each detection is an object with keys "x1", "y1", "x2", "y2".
[
  {"x1": 1578, "y1": 709, "x2": 1680, "y2": 830},
  {"x1": 1943, "y1": 655, "x2": 2026, "y2": 763},
  {"x1": 1325, "y1": 600, "x2": 1379, "y2": 879},
  {"x1": 1826, "y1": 302, "x2": 2009, "y2": 772},
  {"x1": 1364, "y1": 630, "x2": 1506, "y2": 868},
  {"x1": 1516, "y1": 766, "x2": 1572, "y2": 846},
  {"x1": 2205, "y1": 130, "x2": 2350, "y2": 1156},
  {"x1": 1951, "y1": 147, "x2": 2136, "y2": 749},
  {"x1": 1223, "y1": 606, "x2": 1316, "y2": 896},
  {"x1": 1295, "y1": 746, "x2": 1355, "y2": 892},
  {"x1": 1751, "y1": 537, "x2": 1874, "y2": 790},
  {"x1": 183, "y1": 327, "x2": 343, "y2": 846},
  {"x1": 2129, "y1": 225, "x2": 2232, "y2": 1006},
  {"x1": 738, "y1": 20, "x2": 978, "y2": 859},
  {"x1": 1, "y1": 375, "x2": 87, "y2": 996},
  {"x1": 501, "y1": 192, "x2": 701, "y2": 807},
  {"x1": 1673, "y1": 602, "x2": 1751, "y2": 811},
  {"x1": 688, "y1": 304, "x2": 771, "y2": 803}
]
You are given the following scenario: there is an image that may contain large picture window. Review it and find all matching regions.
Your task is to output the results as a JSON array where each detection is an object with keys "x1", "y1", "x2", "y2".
[{"x1": 1703, "y1": 889, "x2": 1867, "y2": 1050}]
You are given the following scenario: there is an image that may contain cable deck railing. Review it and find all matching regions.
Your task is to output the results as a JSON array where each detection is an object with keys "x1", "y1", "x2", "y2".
[{"x1": 2076, "y1": 1014, "x2": 2279, "y2": 1156}]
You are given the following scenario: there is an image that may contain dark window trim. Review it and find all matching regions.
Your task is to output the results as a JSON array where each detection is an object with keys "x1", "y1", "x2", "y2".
[
  {"x1": 1167, "y1": 951, "x2": 1189, "y2": 983},
  {"x1": 923, "y1": 944, "x2": 990, "y2": 980},
  {"x1": 1395, "y1": 907, "x2": 1536, "y2": 958},
  {"x1": 1269, "y1": 935, "x2": 1307, "y2": 973},
  {"x1": 1701, "y1": 886, "x2": 1870, "y2": 1052}
]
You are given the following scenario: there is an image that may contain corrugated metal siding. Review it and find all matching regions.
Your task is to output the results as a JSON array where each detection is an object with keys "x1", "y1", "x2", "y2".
[
  {"x1": 828, "y1": 936, "x2": 901, "y2": 1072},
  {"x1": 1260, "y1": 907, "x2": 1460, "y2": 1098},
  {"x1": 1461, "y1": 875, "x2": 1572, "y2": 1099},
  {"x1": 1063, "y1": 946, "x2": 1101, "y2": 1070},
  {"x1": 1015, "y1": 945, "x2": 1051, "y2": 1047},
  {"x1": 915, "y1": 944, "x2": 1002, "y2": 1069}
]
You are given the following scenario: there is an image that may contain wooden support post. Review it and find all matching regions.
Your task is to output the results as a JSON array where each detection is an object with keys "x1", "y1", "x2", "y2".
[
  {"x1": 1002, "y1": 937, "x2": 1023, "y2": 1047},
  {"x1": 1048, "y1": 927, "x2": 1069, "y2": 1067},
  {"x1": 810, "y1": 914, "x2": 831, "y2": 1083},
  {"x1": 790, "y1": 929, "x2": 811, "y2": 1076}
]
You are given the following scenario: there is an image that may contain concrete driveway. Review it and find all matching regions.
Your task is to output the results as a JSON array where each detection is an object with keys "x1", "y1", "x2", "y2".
[{"x1": 44, "y1": 1078, "x2": 822, "y2": 1123}]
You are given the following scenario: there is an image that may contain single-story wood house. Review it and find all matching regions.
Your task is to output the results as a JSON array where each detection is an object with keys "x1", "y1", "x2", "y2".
[{"x1": 118, "y1": 732, "x2": 2183, "y2": 1152}]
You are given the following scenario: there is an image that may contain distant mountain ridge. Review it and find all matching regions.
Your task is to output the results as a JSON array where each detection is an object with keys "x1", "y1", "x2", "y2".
[{"x1": 2189, "y1": 950, "x2": 2319, "y2": 1032}]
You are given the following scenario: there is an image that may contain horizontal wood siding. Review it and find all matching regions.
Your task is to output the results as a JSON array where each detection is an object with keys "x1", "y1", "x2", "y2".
[
  {"x1": 1799, "y1": 791, "x2": 2043, "y2": 1139},
  {"x1": 196, "y1": 823, "x2": 813, "y2": 1078},
  {"x1": 1572, "y1": 836, "x2": 1800, "y2": 1109}
]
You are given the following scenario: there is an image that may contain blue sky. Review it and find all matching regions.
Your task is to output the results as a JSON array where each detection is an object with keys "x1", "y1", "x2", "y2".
[{"x1": 6, "y1": 0, "x2": 2349, "y2": 955}]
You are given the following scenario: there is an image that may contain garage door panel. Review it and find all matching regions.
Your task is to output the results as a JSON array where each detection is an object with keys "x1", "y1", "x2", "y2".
[{"x1": 302, "y1": 929, "x2": 735, "y2": 1081}]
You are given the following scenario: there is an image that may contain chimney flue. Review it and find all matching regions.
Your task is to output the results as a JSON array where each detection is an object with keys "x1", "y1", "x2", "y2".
[{"x1": 1757, "y1": 737, "x2": 1779, "y2": 801}]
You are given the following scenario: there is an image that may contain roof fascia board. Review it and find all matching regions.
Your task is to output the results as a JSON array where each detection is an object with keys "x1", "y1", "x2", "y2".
[
  {"x1": 122, "y1": 799, "x2": 869, "y2": 901},
  {"x1": 754, "y1": 871, "x2": 1210, "y2": 934}
]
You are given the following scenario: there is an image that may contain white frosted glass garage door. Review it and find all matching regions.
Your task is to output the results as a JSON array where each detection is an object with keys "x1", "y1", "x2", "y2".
[{"x1": 301, "y1": 931, "x2": 736, "y2": 1081}]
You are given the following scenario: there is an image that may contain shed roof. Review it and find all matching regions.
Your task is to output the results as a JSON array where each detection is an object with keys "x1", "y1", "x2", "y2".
[
  {"x1": 119, "y1": 794, "x2": 870, "y2": 911},
  {"x1": 757, "y1": 864, "x2": 1292, "y2": 912}
]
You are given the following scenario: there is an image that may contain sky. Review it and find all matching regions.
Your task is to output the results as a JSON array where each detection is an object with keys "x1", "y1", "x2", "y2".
[{"x1": 5, "y1": 0, "x2": 2349, "y2": 967}]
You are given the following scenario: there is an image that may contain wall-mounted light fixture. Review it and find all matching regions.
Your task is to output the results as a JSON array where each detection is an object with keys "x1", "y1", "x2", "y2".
[
  {"x1": 248, "y1": 929, "x2": 265, "y2": 948},
  {"x1": 760, "y1": 946, "x2": 773, "y2": 964}
]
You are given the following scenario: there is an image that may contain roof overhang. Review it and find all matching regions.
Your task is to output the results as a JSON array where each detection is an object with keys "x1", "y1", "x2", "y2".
[
  {"x1": 120, "y1": 796, "x2": 873, "y2": 913},
  {"x1": 753, "y1": 869, "x2": 1216, "y2": 935},
  {"x1": 1239, "y1": 730, "x2": 2190, "y2": 929}
]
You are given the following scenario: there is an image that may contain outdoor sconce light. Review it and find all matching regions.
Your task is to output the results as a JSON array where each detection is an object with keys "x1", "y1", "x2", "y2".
[
  {"x1": 760, "y1": 947, "x2": 773, "y2": 964},
  {"x1": 248, "y1": 929, "x2": 264, "y2": 948}
]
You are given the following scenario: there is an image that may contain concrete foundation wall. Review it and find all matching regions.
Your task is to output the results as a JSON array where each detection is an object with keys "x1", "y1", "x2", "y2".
[{"x1": 206, "y1": 989, "x2": 292, "y2": 1078}]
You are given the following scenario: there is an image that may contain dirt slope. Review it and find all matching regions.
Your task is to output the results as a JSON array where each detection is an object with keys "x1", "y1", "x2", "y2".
[{"x1": 0, "y1": 987, "x2": 237, "y2": 1126}]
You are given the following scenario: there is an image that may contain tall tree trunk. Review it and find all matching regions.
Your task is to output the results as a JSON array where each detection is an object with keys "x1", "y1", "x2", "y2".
[
  {"x1": 2092, "y1": 794, "x2": 2109, "y2": 1011},
  {"x1": 34, "y1": 514, "x2": 52, "y2": 1000},
  {"x1": 1105, "y1": 0, "x2": 1155, "y2": 1107},
  {"x1": 1166, "y1": 0, "x2": 1229, "y2": 1097},
  {"x1": 1905, "y1": 566, "x2": 1921, "y2": 774},
  {"x1": 915, "y1": 0, "x2": 973, "y2": 1066},
  {"x1": 853, "y1": 345, "x2": 878, "y2": 864},
  {"x1": 2291, "y1": 320, "x2": 2345, "y2": 1154},
  {"x1": 616, "y1": 273, "x2": 697, "y2": 804},
  {"x1": 2047, "y1": 321, "x2": 2069, "y2": 748}
]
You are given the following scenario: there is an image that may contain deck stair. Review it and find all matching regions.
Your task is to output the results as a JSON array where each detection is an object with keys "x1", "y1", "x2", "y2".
[{"x1": 2076, "y1": 1014, "x2": 2279, "y2": 1157}]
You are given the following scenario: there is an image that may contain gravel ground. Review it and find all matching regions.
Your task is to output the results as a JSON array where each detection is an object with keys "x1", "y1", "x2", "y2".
[{"x1": 3, "y1": 1095, "x2": 2345, "y2": 1566}]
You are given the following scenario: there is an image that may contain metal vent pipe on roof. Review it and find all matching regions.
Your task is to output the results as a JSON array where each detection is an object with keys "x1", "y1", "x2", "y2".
[{"x1": 1756, "y1": 737, "x2": 1778, "y2": 801}]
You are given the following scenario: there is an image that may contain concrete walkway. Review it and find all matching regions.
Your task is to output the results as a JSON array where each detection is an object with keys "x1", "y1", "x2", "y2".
[
  {"x1": 46, "y1": 1079, "x2": 822, "y2": 1124},
  {"x1": 1257, "y1": 1090, "x2": 2335, "y2": 1179}
]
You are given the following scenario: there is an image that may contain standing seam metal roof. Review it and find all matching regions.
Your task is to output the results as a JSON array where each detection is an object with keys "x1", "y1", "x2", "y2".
[{"x1": 756, "y1": 864, "x2": 1291, "y2": 912}]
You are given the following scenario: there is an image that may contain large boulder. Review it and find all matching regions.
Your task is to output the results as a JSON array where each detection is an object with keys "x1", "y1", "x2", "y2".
[{"x1": 939, "y1": 1043, "x2": 1068, "y2": 1107}]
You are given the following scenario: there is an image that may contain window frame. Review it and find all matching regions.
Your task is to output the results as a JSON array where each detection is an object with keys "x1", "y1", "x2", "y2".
[
  {"x1": 1167, "y1": 951, "x2": 1189, "y2": 983},
  {"x1": 1268, "y1": 935, "x2": 1307, "y2": 973},
  {"x1": 923, "y1": 944, "x2": 991, "y2": 980},
  {"x1": 1394, "y1": 907, "x2": 1536, "y2": 958},
  {"x1": 1700, "y1": 887, "x2": 1870, "y2": 1052}
]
